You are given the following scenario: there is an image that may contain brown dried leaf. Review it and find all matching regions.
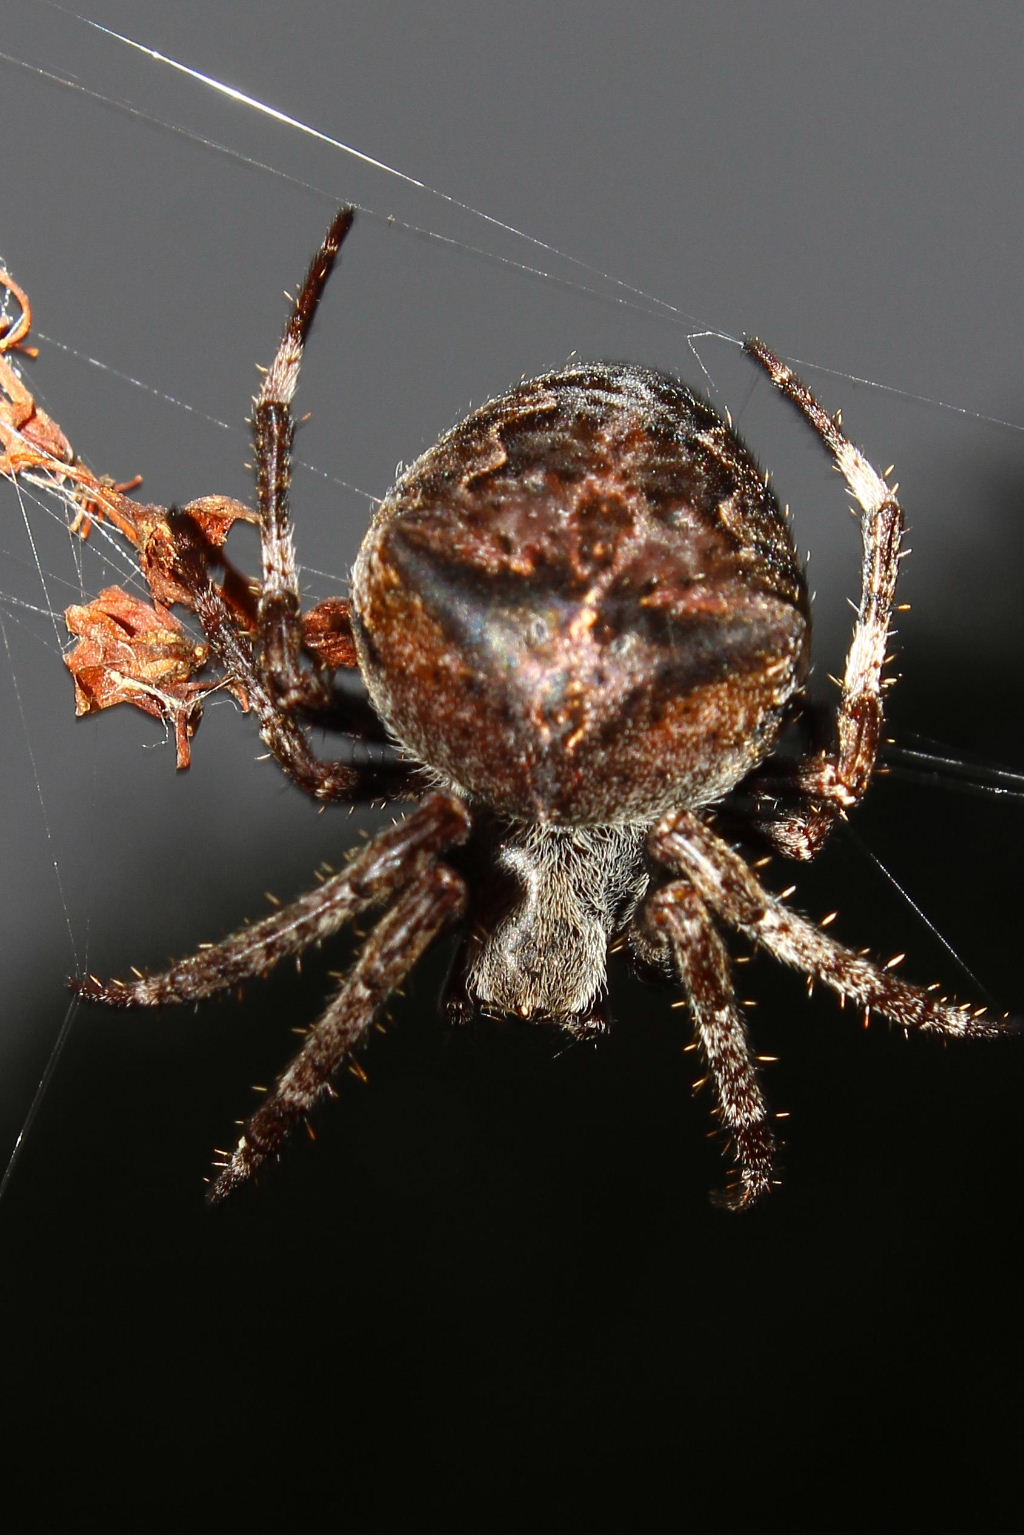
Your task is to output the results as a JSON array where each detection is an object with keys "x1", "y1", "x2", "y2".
[
  {"x1": 122, "y1": 498, "x2": 258, "y2": 630},
  {"x1": 180, "y1": 494, "x2": 258, "y2": 546},
  {"x1": 65, "y1": 586, "x2": 211, "y2": 768}
]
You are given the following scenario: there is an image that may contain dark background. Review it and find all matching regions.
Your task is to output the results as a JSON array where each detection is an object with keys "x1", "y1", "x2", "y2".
[{"x1": 1, "y1": 4, "x2": 1022, "y2": 1531}]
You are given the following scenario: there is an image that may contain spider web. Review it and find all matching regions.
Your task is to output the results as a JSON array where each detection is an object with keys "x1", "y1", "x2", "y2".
[{"x1": 1, "y1": 0, "x2": 1022, "y2": 1205}]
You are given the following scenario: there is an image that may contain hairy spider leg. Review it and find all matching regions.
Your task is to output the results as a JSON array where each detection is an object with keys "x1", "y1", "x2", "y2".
[
  {"x1": 75, "y1": 793, "x2": 469, "y2": 1195},
  {"x1": 254, "y1": 205, "x2": 355, "y2": 715},
  {"x1": 651, "y1": 810, "x2": 1014, "y2": 1041},
  {"x1": 151, "y1": 208, "x2": 409, "y2": 802},
  {"x1": 642, "y1": 883, "x2": 777, "y2": 1211},
  {"x1": 643, "y1": 809, "x2": 1017, "y2": 1205},
  {"x1": 182, "y1": 552, "x2": 409, "y2": 803},
  {"x1": 75, "y1": 792, "x2": 468, "y2": 1006},
  {"x1": 744, "y1": 338, "x2": 904, "y2": 860},
  {"x1": 208, "y1": 859, "x2": 465, "y2": 1203}
]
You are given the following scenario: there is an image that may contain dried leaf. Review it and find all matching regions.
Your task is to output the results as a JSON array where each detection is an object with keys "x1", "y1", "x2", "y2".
[
  {"x1": 122, "y1": 498, "x2": 259, "y2": 631},
  {"x1": 3, "y1": 269, "x2": 258, "y2": 773},
  {"x1": 180, "y1": 494, "x2": 258, "y2": 546},
  {"x1": 65, "y1": 586, "x2": 211, "y2": 768}
]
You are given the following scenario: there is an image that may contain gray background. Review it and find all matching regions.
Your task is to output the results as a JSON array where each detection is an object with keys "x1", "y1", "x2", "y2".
[{"x1": 2, "y1": 4, "x2": 1022, "y2": 1530}]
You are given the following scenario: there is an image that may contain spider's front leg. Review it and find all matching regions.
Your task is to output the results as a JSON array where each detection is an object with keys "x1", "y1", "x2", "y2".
[
  {"x1": 252, "y1": 205, "x2": 355, "y2": 718},
  {"x1": 74, "y1": 792, "x2": 470, "y2": 1199},
  {"x1": 638, "y1": 883, "x2": 777, "y2": 1211},
  {"x1": 745, "y1": 339, "x2": 904, "y2": 860},
  {"x1": 177, "y1": 206, "x2": 410, "y2": 802}
]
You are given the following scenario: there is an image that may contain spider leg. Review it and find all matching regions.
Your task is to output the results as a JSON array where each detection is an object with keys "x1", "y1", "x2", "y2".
[
  {"x1": 208, "y1": 858, "x2": 466, "y2": 1203},
  {"x1": 170, "y1": 512, "x2": 412, "y2": 802},
  {"x1": 254, "y1": 205, "x2": 355, "y2": 715},
  {"x1": 143, "y1": 207, "x2": 408, "y2": 801},
  {"x1": 194, "y1": 205, "x2": 404, "y2": 800},
  {"x1": 640, "y1": 882, "x2": 777, "y2": 1211},
  {"x1": 745, "y1": 339, "x2": 904, "y2": 860},
  {"x1": 651, "y1": 810, "x2": 1017, "y2": 1039},
  {"x1": 73, "y1": 791, "x2": 469, "y2": 1007}
]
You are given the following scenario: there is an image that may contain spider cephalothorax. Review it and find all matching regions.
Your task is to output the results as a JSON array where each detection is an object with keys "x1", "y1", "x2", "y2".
[{"x1": 2, "y1": 207, "x2": 1012, "y2": 1208}]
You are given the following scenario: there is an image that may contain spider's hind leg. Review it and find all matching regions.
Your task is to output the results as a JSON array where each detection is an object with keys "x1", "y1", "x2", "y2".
[
  {"x1": 638, "y1": 882, "x2": 778, "y2": 1212},
  {"x1": 75, "y1": 791, "x2": 467, "y2": 1010},
  {"x1": 652, "y1": 808, "x2": 1016, "y2": 1043},
  {"x1": 73, "y1": 793, "x2": 470, "y2": 1198},
  {"x1": 209, "y1": 856, "x2": 466, "y2": 1203}
]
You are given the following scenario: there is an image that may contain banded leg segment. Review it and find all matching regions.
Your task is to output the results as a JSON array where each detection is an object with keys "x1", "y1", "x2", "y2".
[
  {"x1": 745, "y1": 339, "x2": 904, "y2": 860},
  {"x1": 651, "y1": 810, "x2": 1013, "y2": 1040},
  {"x1": 208, "y1": 861, "x2": 466, "y2": 1203},
  {"x1": 643, "y1": 883, "x2": 777, "y2": 1211},
  {"x1": 254, "y1": 206, "x2": 356, "y2": 713},
  {"x1": 74, "y1": 792, "x2": 470, "y2": 1007}
]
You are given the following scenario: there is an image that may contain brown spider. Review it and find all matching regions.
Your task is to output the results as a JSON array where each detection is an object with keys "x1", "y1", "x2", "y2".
[{"x1": 3, "y1": 208, "x2": 1014, "y2": 1207}]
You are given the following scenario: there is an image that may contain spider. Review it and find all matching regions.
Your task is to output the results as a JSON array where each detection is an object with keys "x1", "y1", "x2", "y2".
[{"x1": 54, "y1": 207, "x2": 1011, "y2": 1207}]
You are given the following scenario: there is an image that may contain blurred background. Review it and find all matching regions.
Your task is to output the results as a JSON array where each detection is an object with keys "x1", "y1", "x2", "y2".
[{"x1": 2, "y1": 4, "x2": 1022, "y2": 1530}]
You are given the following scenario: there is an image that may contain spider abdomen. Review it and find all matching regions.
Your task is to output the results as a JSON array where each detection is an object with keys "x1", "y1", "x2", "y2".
[{"x1": 352, "y1": 363, "x2": 809, "y2": 824}]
